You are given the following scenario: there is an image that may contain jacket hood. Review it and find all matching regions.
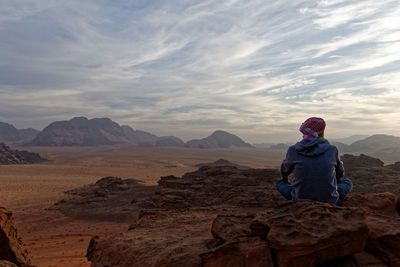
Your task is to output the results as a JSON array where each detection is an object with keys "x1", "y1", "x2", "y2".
[{"x1": 294, "y1": 138, "x2": 331, "y2": 157}]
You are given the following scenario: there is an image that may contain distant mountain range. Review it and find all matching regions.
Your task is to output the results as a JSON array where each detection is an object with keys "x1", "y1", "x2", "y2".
[
  {"x1": 267, "y1": 134, "x2": 400, "y2": 164},
  {"x1": 0, "y1": 122, "x2": 40, "y2": 145},
  {"x1": 0, "y1": 117, "x2": 251, "y2": 149}
]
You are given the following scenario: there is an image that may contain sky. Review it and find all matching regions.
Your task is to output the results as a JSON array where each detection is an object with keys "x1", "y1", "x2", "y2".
[{"x1": 1, "y1": 0, "x2": 400, "y2": 143}]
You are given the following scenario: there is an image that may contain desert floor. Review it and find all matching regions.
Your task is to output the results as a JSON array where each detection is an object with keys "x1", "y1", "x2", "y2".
[{"x1": 0, "y1": 146, "x2": 285, "y2": 267}]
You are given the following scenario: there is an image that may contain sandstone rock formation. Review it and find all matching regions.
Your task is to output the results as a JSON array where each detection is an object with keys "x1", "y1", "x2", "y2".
[
  {"x1": 145, "y1": 166, "x2": 282, "y2": 209},
  {"x1": 31, "y1": 117, "x2": 131, "y2": 146},
  {"x1": 0, "y1": 207, "x2": 31, "y2": 266},
  {"x1": 343, "y1": 192, "x2": 400, "y2": 266},
  {"x1": 0, "y1": 143, "x2": 47, "y2": 164},
  {"x1": 341, "y1": 153, "x2": 400, "y2": 194},
  {"x1": 79, "y1": 165, "x2": 400, "y2": 267},
  {"x1": 53, "y1": 176, "x2": 156, "y2": 221},
  {"x1": 250, "y1": 201, "x2": 369, "y2": 267},
  {"x1": 185, "y1": 130, "x2": 252, "y2": 148},
  {"x1": 86, "y1": 210, "x2": 216, "y2": 267},
  {"x1": 0, "y1": 122, "x2": 39, "y2": 145}
]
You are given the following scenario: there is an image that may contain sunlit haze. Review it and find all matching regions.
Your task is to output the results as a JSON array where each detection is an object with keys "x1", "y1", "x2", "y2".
[{"x1": 1, "y1": 0, "x2": 400, "y2": 143}]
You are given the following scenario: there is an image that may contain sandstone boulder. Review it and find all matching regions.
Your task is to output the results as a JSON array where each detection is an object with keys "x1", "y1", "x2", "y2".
[
  {"x1": 200, "y1": 237, "x2": 273, "y2": 267},
  {"x1": 0, "y1": 207, "x2": 30, "y2": 266},
  {"x1": 344, "y1": 193, "x2": 400, "y2": 266},
  {"x1": 250, "y1": 200, "x2": 369, "y2": 267}
]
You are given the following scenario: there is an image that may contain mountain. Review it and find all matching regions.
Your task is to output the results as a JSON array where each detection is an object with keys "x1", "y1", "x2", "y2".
[
  {"x1": 333, "y1": 135, "x2": 369, "y2": 145},
  {"x1": 31, "y1": 117, "x2": 130, "y2": 146},
  {"x1": 185, "y1": 130, "x2": 252, "y2": 149},
  {"x1": 0, "y1": 142, "x2": 48, "y2": 164},
  {"x1": 0, "y1": 122, "x2": 40, "y2": 145},
  {"x1": 347, "y1": 134, "x2": 400, "y2": 153},
  {"x1": 155, "y1": 136, "x2": 185, "y2": 147},
  {"x1": 121, "y1": 126, "x2": 158, "y2": 146}
]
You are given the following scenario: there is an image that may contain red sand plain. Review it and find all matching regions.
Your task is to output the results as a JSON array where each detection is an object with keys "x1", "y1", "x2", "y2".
[{"x1": 0, "y1": 146, "x2": 284, "y2": 267}]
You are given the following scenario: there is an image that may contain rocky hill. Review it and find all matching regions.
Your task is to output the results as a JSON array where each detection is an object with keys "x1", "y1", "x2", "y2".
[
  {"x1": 347, "y1": 134, "x2": 400, "y2": 153},
  {"x1": 0, "y1": 122, "x2": 39, "y2": 145},
  {"x1": 31, "y1": 117, "x2": 130, "y2": 146},
  {"x1": 0, "y1": 143, "x2": 47, "y2": 164},
  {"x1": 185, "y1": 130, "x2": 252, "y2": 149},
  {"x1": 121, "y1": 126, "x2": 159, "y2": 146}
]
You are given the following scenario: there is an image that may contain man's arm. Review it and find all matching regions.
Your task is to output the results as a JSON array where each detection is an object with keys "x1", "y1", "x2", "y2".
[
  {"x1": 280, "y1": 147, "x2": 295, "y2": 181},
  {"x1": 335, "y1": 149, "x2": 345, "y2": 181}
]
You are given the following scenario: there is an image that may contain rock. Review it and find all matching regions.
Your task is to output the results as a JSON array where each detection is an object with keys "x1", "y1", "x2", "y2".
[
  {"x1": 341, "y1": 154, "x2": 384, "y2": 169},
  {"x1": 53, "y1": 176, "x2": 156, "y2": 221},
  {"x1": 0, "y1": 207, "x2": 31, "y2": 266},
  {"x1": 340, "y1": 154, "x2": 400, "y2": 195},
  {"x1": 0, "y1": 261, "x2": 18, "y2": 267},
  {"x1": 250, "y1": 200, "x2": 369, "y2": 267},
  {"x1": 211, "y1": 215, "x2": 254, "y2": 242},
  {"x1": 147, "y1": 166, "x2": 282, "y2": 209},
  {"x1": 364, "y1": 214, "x2": 400, "y2": 266},
  {"x1": 200, "y1": 237, "x2": 273, "y2": 267},
  {"x1": 86, "y1": 210, "x2": 216, "y2": 267},
  {"x1": 0, "y1": 143, "x2": 47, "y2": 165},
  {"x1": 343, "y1": 193, "x2": 400, "y2": 266},
  {"x1": 343, "y1": 192, "x2": 399, "y2": 217}
]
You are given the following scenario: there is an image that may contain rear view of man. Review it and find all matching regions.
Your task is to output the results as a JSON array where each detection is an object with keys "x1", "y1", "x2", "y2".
[{"x1": 276, "y1": 117, "x2": 352, "y2": 206}]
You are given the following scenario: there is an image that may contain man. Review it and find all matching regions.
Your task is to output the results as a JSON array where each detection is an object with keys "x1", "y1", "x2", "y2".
[{"x1": 276, "y1": 117, "x2": 352, "y2": 206}]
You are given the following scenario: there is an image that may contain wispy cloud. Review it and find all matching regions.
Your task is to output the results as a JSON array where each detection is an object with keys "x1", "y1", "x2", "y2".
[{"x1": 0, "y1": 0, "x2": 399, "y2": 142}]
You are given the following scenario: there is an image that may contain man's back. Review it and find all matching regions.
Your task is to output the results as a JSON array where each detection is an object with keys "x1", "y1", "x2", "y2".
[{"x1": 281, "y1": 138, "x2": 343, "y2": 204}]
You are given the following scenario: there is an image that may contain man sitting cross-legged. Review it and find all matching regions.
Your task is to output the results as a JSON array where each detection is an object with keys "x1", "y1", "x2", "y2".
[{"x1": 276, "y1": 117, "x2": 352, "y2": 206}]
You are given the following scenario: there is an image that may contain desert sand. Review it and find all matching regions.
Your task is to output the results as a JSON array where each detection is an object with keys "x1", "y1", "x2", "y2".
[{"x1": 0, "y1": 146, "x2": 285, "y2": 267}]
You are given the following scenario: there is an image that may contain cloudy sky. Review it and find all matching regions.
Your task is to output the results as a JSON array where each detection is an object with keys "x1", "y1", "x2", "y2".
[{"x1": 1, "y1": 0, "x2": 400, "y2": 142}]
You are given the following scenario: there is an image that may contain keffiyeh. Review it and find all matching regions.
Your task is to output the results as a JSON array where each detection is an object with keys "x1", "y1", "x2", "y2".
[{"x1": 299, "y1": 117, "x2": 326, "y2": 140}]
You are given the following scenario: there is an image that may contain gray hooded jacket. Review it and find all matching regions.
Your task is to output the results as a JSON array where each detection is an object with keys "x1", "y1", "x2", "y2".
[{"x1": 280, "y1": 138, "x2": 344, "y2": 204}]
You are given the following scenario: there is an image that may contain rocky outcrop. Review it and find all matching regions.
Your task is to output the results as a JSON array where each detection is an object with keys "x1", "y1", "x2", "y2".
[
  {"x1": 195, "y1": 158, "x2": 249, "y2": 169},
  {"x1": 86, "y1": 210, "x2": 216, "y2": 267},
  {"x1": 81, "y1": 164, "x2": 400, "y2": 267},
  {"x1": 0, "y1": 207, "x2": 31, "y2": 266},
  {"x1": 0, "y1": 143, "x2": 47, "y2": 164},
  {"x1": 53, "y1": 176, "x2": 156, "y2": 221},
  {"x1": 145, "y1": 166, "x2": 282, "y2": 209},
  {"x1": 250, "y1": 201, "x2": 369, "y2": 267},
  {"x1": 341, "y1": 154, "x2": 400, "y2": 194},
  {"x1": 343, "y1": 193, "x2": 400, "y2": 266},
  {"x1": 185, "y1": 130, "x2": 252, "y2": 149}
]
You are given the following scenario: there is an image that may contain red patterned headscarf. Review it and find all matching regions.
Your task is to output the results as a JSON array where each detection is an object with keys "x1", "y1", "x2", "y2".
[{"x1": 299, "y1": 117, "x2": 326, "y2": 140}]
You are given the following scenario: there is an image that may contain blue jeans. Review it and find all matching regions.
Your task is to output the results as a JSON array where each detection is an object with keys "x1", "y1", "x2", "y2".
[{"x1": 276, "y1": 178, "x2": 353, "y2": 206}]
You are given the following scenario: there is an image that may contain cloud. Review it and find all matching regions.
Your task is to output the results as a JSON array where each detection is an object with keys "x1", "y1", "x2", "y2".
[{"x1": 0, "y1": 0, "x2": 400, "y2": 142}]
